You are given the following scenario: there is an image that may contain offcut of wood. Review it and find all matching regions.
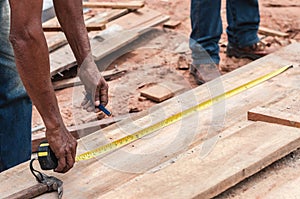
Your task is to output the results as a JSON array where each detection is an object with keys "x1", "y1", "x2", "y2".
[
  {"x1": 43, "y1": 23, "x2": 106, "y2": 32},
  {"x1": 52, "y1": 68, "x2": 127, "y2": 90},
  {"x1": 82, "y1": 1, "x2": 145, "y2": 10},
  {"x1": 258, "y1": 26, "x2": 289, "y2": 37},
  {"x1": 140, "y1": 82, "x2": 185, "y2": 102},
  {"x1": 248, "y1": 90, "x2": 300, "y2": 128},
  {"x1": 163, "y1": 19, "x2": 181, "y2": 29}
]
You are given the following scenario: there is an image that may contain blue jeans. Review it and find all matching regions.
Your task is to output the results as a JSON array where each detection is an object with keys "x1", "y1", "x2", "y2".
[
  {"x1": 0, "y1": 0, "x2": 32, "y2": 172},
  {"x1": 190, "y1": 0, "x2": 260, "y2": 65}
]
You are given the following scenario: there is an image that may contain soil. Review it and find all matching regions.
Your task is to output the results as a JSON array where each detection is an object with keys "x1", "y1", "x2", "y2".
[{"x1": 32, "y1": 0, "x2": 300, "y2": 197}]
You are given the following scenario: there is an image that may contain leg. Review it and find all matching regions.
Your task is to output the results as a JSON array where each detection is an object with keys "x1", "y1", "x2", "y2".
[
  {"x1": 226, "y1": 0, "x2": 260, "y2": 48},
  {"x1": 0, "y1": 0, "x2": 32, "y2": 172},
  {"x1": 189, "y1": 0, "x2": 222, "y2": 84},
  {"x1": 190, "y1": 0, "x2": 222, "y2": 65}
]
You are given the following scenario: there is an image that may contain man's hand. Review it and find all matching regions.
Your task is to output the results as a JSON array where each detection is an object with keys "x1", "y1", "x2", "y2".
[
  {"x1": 46, "y1": 125, "x2": 77, "y2": 173},
  {"x1": 78, "y1": 54, "x2": 109, "y2": 112}
]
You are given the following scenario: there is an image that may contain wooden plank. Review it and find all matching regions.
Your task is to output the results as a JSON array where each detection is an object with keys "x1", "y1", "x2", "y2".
[
  {"x1": 43, "y1": 12, "x2": 93, "y2": 49},
  {"x1": 1, "y1": 43, "x2": 300, "y2": 198},
  {"x1": 52, "y1": 68, "x2": 126, "y2": 90},
  {"x1": 141, "y1": 85, "x2": 175, "y2": 102},
  {"x1": 82, "y1": 1, "x2": 145, "y2": 10},
  {"x1": 101, "y1": 122, "x2": 300, "y2": 199},
  {"x1": 46, "y1": 9, "x2": 129, "y2": 52},
  {"x1": 91, "y1": 30, "x2": 140, "y2": 61},
  {"x1": 100, "y1": 7, "x2": 163, "y2": 31},
  {"x1": 163, "y1": 19, "x2": 181, "y2": 29},
  {"x1": 43, "y1": 23, "x2": 106, "y2": 32},
  {"x1": 140, "y1": 82, "x2": 184, "y2": 102},
  {"x1": 225, "y1": 162, "x2": 300, "y2": 199},
  {"x1": 91, "y1": 8, "x2": 169, "y2": 61},
  {"x1": 137, "y1": 15, "x2": 170, "y2": 34},
  {"x1": 258, "y1": 26, "x2": 289, "y2": 37},
  {"x1": 50, "y1": 45, "x2": 76, "y2": 77},
  {"x1": 102, "y1": 68, "x2": 127, "y2": 80},
  {"x1": 248, "y1": 90, "x2": 300, "y2": 128},
  {"x1": 255, "y1": 174, "x2": 300, "y2": 199},
  {"x1": 52, "y1": 77, "x2": 82, "y2": 90},
  {"x1": 47, "y1": 33, "x2": 68, "y2": 53},
  {"x1": 263, "y1": 2, "x2": 300, "y2": 7}
]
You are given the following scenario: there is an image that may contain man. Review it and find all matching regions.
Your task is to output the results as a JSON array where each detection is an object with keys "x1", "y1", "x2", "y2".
[
  {"x1": 190, "y1": 0, "x2": 268, "y2": 84},
  {"x1": 0, "y1": 0, "x2": 108, "y2": 173}
]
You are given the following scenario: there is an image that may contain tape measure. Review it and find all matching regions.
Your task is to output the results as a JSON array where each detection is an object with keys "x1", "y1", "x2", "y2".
[
  {"x1": 37, "y1": 142, "x2": 58, "y2": 170},
  {"x1": 37, "y1": 65, "x2": 292, "y2": 169},
  {"x1": 75, "y1": 64, "x2": 293, "y2": 162}
]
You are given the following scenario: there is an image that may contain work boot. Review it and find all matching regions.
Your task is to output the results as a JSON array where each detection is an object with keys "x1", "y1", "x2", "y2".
[
  {"x1": 226, "y1": 42, "x2": 270, "y2": 60},
  {"x1": 190, "y1": 63, "x2": 220, "y2": 85}
]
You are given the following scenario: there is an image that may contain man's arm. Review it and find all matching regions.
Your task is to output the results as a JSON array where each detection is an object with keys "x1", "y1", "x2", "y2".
[
  {"x1": 53, "y1": 0, "x2": 108, "y2": 111},
  {"x1": 8, "y1": 0, "x2": 77, "y2": 173}
]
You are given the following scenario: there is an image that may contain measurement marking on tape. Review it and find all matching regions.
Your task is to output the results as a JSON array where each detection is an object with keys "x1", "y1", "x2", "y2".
[{"x1": 75, "y1": 65, "x2": 293, "y2": 162}]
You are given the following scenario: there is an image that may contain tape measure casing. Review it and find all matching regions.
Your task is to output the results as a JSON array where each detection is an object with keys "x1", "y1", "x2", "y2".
[{"x1": 38, "y1": 141, "x2": 58, "y2": 170}]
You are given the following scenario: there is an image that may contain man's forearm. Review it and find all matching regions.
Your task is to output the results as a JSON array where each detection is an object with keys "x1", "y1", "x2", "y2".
[
  {"x1": 53, "y1": 0, "x2": 109, "y2": 108},
  {"x1": 53, "y1": 0, "x2": 91, "y2": 66},
  {"x1": 9, "y1": 0, "x2": 64, "y2": 130}
]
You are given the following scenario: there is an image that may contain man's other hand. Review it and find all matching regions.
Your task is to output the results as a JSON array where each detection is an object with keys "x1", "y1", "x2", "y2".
[
  {"x1": 78, "y1": 54, "x2": 109, "y2": 112},
  {"x1": 46, "y1": 126, "x2": 77, "y2": 173}
]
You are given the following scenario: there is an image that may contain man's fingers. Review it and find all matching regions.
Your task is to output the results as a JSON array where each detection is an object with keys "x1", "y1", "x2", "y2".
[
  {"x1": 100, "y1": 84, "x2": 108, "y2": 106},
  {"x1": 55, "y1": 156, "x2": 67, "y2": 173},
  {"x1": 71, "y1": 139, "x2": 77, "y2": 159},
  {"x1": 65, "y1": 152, "x2": 75, "y2": 171},
  {"x1": 86, "y1": 105, "x2": 95, "y2": 112},
  {"x1": 83, "y1": 100, "x2": 92, "y2": 110},
  {"x1": 94, "y1": 82, "x2": 100, "y2": 107},
  {"x1": 81, "y1": 96, "x2": 89, "y2": 106}
]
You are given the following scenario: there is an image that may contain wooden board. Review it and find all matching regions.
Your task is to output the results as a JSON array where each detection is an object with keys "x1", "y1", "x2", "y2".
[
  {"x1": 43, "y1": 23, "x2": 106, "y2": 32},
  {"x1": 264, "y1": 176, "x2": 300, "y2": 198},
  {"x1": 101, "y1": 122, "x2": 300, "y2": 199},
  {"x1": 83, "y1": 1, "x2": 145, "y2": 10},
  {"x1": 106, "y1": 7, "x2": 164, "y2": 30},
  {"x1": 52, "y1": 77, "x2": 82, "y2": 90},
  {"x1": 44, "y1": 12, "x2": 94, "y2": 52},
  {"x1": 258, "y1": 26, "x2": 289, "y2": 37},
  {"x1": 47, "y1": 9, "x2": 128, "y2": 63},
  {"x1": 1, "y1": 43, "x2": 300, "y2": 198},
  {"x1": 52, "y1": 68, "x2": 126, "y2": 90},
  {"x1": 91, "y1": 8, "x2": 169, "y2": 61},
  {"x1": 91, "y1": 29, "x2": 140, "y2": 61},
  {"x1": 222, "y1": 160, "x2": 300, "y2": 199},
  {"x1": 163, "y1": 19, "x2": 181, "y2": 29},
  {"x1": 140, "y1": 82, "x2": 184, "y2": 102},
  {"x1": 47, "y1": 33, "x2": 68, "y2": 53},
  {"x1": 248, "y1": 90, "x2": 300, "y2": 128}
]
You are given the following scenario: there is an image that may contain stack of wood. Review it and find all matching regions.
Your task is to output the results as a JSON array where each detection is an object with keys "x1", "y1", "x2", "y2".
[
  {"x1": 2, "y1": 41, "x2": 300, "y2": 198},
  {"x1": 45, "y1": 1, "x2": 169, "y2": 77}
]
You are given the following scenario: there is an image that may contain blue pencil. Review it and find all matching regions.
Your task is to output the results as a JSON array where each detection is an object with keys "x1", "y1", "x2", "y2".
[{"x1": 98, "y1": 104, "x2": 111, "y2": 116}]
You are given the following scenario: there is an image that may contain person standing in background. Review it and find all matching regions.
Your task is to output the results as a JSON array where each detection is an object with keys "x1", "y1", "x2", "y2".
[{"x1": 190, "y1": 0, "x2": 268, "y2": 84}]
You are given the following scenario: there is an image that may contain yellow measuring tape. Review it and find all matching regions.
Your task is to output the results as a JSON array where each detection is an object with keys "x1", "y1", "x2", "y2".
[{"x1": 75, "y1": 64, "x2": 293, "y2": 162}]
